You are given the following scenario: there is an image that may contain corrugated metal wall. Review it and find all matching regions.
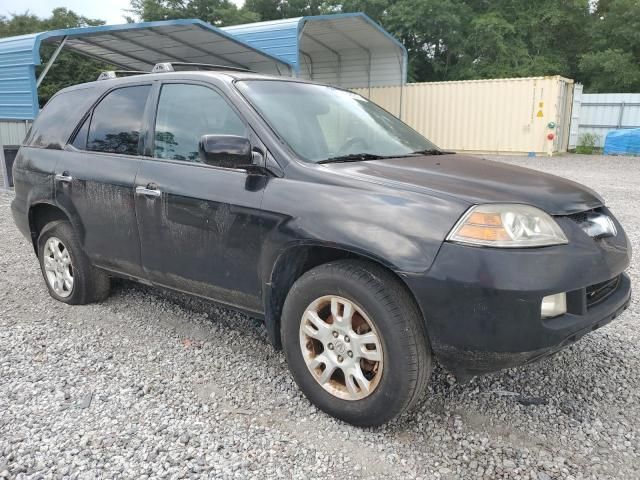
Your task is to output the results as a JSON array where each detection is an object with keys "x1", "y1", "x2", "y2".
[
  {"x1": 0, "y1": 34, "x2": 40, "y2": 120},
  {"x1": 354, "y1": 76, "x2": 574, "y2": 154},
  {"x1": 569, "y1": 92, "x2": 640, "y2": 149},
  {"x1": 296, "y1": 15, "x2": 405, "y2": 88},
  {"x1": 0, "y1": 120, "x2": 31, "y2": 146}
]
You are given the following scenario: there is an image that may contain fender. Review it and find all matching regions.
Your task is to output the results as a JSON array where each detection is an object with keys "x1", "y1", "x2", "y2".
[{"x1": 259, "y1": 173, "x2": 470, "y2": 276}]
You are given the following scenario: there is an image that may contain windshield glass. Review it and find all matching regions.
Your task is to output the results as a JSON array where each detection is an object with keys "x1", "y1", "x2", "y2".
[{"x1": 236, "y1": 80, "x2": 438, "y2": 163}]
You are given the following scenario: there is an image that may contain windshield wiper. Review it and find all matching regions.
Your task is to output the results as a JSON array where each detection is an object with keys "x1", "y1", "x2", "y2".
[
  {"x1": 318, "y1": 152, "x2": 422, "y2": 164},
  {"x1": 317, "y1": 153, "x2": 388, "y2": 164},
  {"x1": 412, "y1": 149, "x2": 453, "y2": 155}
]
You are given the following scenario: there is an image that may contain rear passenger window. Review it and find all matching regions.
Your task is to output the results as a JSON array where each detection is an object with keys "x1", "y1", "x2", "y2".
[
  {"x1": 86, "y1": 85, "x2": 151, "y2": 155},
  {"x1": 154, "y1": 84, "x2": 246, "y2": 162}
]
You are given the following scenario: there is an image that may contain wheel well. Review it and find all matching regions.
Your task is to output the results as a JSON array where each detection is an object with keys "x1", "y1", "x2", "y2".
[
  {"x1": 265, "y1": 245, "x2": 424, "y2": 349},
  {"x1": 28, "y1": 204, "x2": 69, "y2": 253}
]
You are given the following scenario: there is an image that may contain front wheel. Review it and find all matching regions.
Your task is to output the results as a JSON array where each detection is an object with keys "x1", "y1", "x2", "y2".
[{"x1": 281, "y1": 260, "x2": 432, "y2": 427}]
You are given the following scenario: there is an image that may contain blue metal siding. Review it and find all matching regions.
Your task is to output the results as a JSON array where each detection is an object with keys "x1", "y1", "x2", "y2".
[
  {"x1": 0, "y1": 34, "x2": 40, "y2": 120},
  {"x1": 222, "y1": 18, "x2": 301, "y2": 70}
]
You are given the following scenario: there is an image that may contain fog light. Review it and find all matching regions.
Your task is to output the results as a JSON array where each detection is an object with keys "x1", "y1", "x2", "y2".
[{"x1": 541, "y1": 293, "x2": 567, "y2": 319}]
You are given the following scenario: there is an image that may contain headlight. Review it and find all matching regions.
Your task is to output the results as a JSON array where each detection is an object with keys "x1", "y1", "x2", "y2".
[{"x1": 447, "y1": 204, "x2": 568, "y2": 247}]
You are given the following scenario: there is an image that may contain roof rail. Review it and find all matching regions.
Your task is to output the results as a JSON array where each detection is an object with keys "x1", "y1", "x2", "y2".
[
  {"x1": 151, "y1": 62, "x2": 253, "y2": 73},
  {"x1": 97, "y1": 70, "x2": 149, "y2": 81}
]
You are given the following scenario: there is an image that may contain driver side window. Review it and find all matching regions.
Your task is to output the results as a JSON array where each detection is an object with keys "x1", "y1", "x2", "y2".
[{"x1": 154, "y1": 84, "x2": 247, "y2": 163}]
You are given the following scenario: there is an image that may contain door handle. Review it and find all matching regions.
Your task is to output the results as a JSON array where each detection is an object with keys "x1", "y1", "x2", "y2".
[
  {"x1": 54, "y1": 172, "x2": 73, "y2": 183},
  {"x1": 135, "y1": 185, "x2": 162, "y2": 198}
]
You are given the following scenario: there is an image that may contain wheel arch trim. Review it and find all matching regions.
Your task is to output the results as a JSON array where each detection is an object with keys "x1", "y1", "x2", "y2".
[
  {"x1": 27, "y1": 201, "x2": 81, "y2": 253},
  {"x1": 262, "y1": 240, "x2": 431, "y2": 349}
]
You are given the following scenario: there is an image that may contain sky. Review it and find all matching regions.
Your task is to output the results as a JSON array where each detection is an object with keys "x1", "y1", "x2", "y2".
[{"x1": 2, "y1": 0, "x2": 245, "y2": 24}]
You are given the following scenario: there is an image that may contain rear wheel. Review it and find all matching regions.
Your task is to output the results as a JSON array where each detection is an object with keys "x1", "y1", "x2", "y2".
[
  {"x1": 281, "y1": 260, "x2": 431, "y2": 427},
  {"x1": 37, "y1": 221, "x2": 110, "y2": 304}
]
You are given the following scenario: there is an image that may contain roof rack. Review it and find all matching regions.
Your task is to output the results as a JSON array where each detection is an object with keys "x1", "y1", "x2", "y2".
[
  {"x1": 97, "y1": 70, "x2": 149, "y2": 81},
  {"x1": 151, "y1": 62, "x2": 253, "y2": 74}
]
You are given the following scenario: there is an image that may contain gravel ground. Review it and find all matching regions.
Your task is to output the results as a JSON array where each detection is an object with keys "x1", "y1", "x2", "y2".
[{"x1": 0, "y1": 153, "x2": 638, "y2": 480}]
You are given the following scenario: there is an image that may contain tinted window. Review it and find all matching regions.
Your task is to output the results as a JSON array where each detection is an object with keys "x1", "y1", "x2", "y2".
[
  {"x1": 87, "y1": 85, "x2": 151, "y2": 155},
  {"x1": 154, "y1": 84, "x2": 246, "y2": 162},
  {"x1": 26, "y1": 87, "x2": 102, "y2": 149}
]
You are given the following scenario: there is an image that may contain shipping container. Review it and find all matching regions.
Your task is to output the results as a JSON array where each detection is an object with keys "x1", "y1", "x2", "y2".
[{"x1": 354, "y1": 76, "x2": 574, "y2": 155}]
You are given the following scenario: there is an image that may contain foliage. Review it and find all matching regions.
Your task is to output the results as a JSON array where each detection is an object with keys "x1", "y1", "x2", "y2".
[
  {"x1": 576, "y1": 132, "x2": 601, "y2": 154},
  {"x1": 127, "y1": 0, "x2": 259, "y2": 26},
  {"x1": 579, "y1": 0, "x2": 640, "y2": 92},
  {"x1": 0, "y1": 0, "x2": 639, "y2": 107}
]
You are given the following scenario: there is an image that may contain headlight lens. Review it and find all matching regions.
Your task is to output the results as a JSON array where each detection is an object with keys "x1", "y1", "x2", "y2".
[{"x1": 447, "y1": 204, "x2": 568, "y2": 247}]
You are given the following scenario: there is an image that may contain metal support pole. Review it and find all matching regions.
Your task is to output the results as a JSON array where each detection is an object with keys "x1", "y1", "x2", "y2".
[
  {"x1": 36, "y1": 36, "x2": 67, "y2": 87},
  {"x1": 617, "y1": 102, "x2": 626, "y2": 129},
  {"x1": 398, "y1": 54, "x2": 405, "y2": 121}
]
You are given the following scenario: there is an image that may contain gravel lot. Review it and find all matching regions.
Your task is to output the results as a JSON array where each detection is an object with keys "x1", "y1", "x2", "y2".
[{"x1": 1, "y1": 154, "x2": 638, "y2": 479}]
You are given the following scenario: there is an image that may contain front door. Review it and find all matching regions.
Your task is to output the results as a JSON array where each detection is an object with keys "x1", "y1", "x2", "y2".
[
  {"x1": 55, "y1": 84, "x2": 152, "y2": 278},
  {"x1": 134, "y1": 82, "x2": 267, "y2": 313}
]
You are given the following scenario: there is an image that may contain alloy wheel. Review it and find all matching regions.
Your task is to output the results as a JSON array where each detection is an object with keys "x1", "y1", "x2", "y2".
[
  {"x1": 299, "y1": 295, "x2": 383, "y2": 401},
  {"x1": 43, "y1": 236, "x2": 74, "y2": 298}
]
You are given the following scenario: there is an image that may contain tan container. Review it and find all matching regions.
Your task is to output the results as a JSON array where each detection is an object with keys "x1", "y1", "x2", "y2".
[{"x1": 354, "y1": 76, "x2": 574, "y2": 155}]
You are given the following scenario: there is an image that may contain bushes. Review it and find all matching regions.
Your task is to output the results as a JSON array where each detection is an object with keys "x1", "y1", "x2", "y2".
[{"x1": 576, "y1": 132, "x2": 600, "y2": 154}]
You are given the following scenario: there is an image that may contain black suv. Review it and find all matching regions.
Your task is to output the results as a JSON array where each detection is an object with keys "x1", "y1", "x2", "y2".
[{"x1": 11, "y1": 64, "x2": 632, "y2": 426}]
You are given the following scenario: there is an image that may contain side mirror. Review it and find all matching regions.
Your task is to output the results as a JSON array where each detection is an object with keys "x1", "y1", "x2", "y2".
[{"x1": 199, "y1": 134, "x2": 252, "y2": 169}]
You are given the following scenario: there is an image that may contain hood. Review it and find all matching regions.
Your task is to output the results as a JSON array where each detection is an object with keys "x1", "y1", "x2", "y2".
[{"x1": 321, "y1": 154, "x2": 604, "y2": 215}]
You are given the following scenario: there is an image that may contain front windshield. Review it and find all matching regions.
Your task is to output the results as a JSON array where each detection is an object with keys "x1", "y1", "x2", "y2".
[{"x1": 236, "y1": 80, "x2": 438, "y2": 163}]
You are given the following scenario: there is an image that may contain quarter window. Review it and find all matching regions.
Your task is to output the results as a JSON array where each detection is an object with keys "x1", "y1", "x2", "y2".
[
  {"x1": 86, "y1": 85, "x2": 151, "y2": 155},
  {"x1": 154, "y1": 84, "x2": 246, "y2": 162}
]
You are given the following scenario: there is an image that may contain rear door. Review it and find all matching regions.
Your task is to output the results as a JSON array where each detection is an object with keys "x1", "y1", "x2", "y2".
[
  {"x1": 134, "y1": 81, "x2": 267, "y2": 313},
  {"x1": 55, "y1": 84, "x2": 152, "y2": 278}
]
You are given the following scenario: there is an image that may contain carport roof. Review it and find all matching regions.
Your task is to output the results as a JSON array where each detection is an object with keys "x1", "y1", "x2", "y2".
[
  {"x1": 0, "y1": 19, "x2": 293, "y2": 120},
  {"x1": 3, "y1": 19, "x2": 292, "y2": 72}
]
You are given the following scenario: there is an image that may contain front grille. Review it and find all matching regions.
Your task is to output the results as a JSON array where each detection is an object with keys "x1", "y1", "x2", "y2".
[
  {"x1": 567, "y1": 211, "x2": 589, "y2": 224},
  {"x1": 586, "y1": 276, "x2": 620, "y2": 307}
]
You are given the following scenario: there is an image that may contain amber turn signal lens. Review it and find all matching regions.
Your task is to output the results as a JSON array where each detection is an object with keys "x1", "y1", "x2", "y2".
[
  {"x1": 456, "y1": 224, "x2": 511, "y2": 242},
  {"x1": 466, "y1": 212, "x2": 503, "y2": 226}
]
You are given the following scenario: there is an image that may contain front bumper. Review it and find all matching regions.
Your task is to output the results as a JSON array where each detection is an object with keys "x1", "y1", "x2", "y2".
[{"x1": 404, "y1": 212, "x2": 632, "y2": 379}]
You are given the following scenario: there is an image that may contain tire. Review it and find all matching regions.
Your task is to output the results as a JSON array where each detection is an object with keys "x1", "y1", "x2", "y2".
[
  {"x1": 281, "y1": 259, "x2": 431, "y2": 427},
  {"x1": 37, "y1": 220, "x2": 110, "y2": 305}
]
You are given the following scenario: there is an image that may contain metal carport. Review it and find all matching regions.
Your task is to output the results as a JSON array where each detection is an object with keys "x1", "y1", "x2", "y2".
[{"x1": 222, "y1": 13, "x2": 408, "y2": 90}]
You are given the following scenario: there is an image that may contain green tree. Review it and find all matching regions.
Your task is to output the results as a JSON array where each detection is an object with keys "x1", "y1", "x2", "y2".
[
  {"x1": 385, "y1": 0, "x2": 471, "y2": 81},
  {"x1": 579, "y1": 0, "x2": 640, "y2": 92},
  {"x1": 128, "y1": 0, "x2": 259, "y2": 25},
  {"x1": 243, "y1": 0, "x2": 326, "y2": 20}
]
